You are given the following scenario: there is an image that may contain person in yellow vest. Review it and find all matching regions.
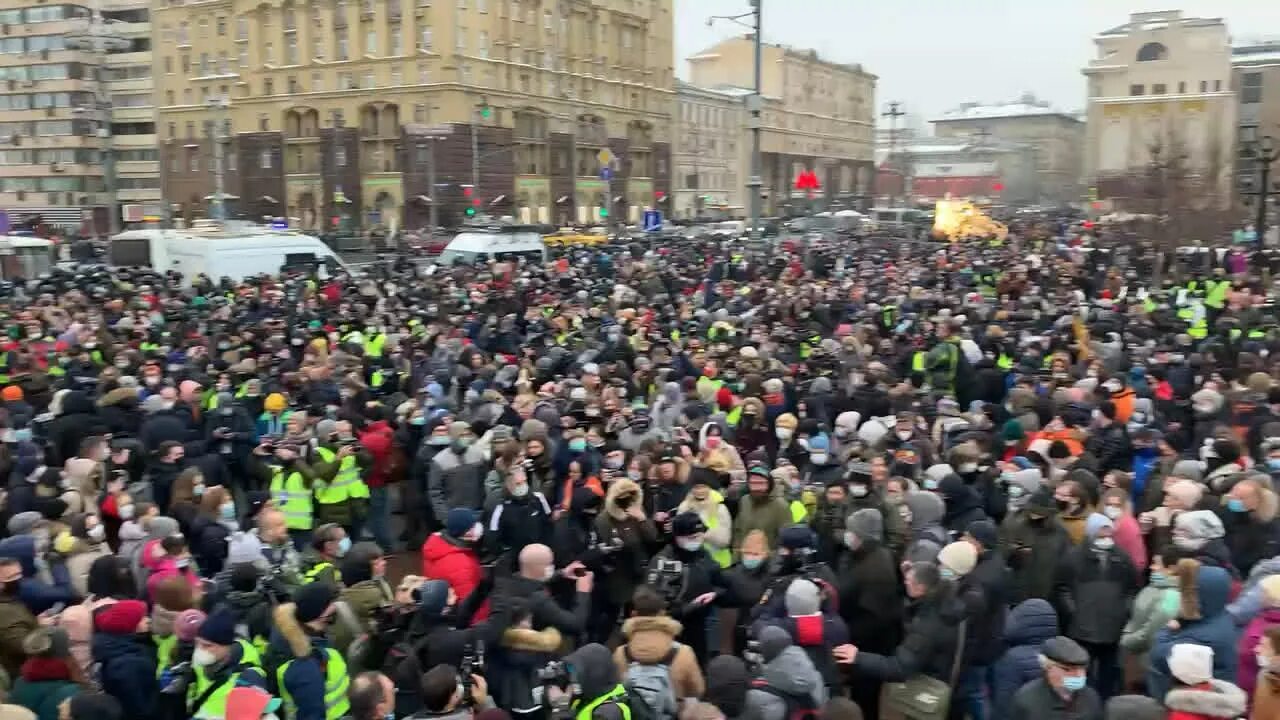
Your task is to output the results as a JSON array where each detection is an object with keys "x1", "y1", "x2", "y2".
[
  {"x1": 677, "y1": 468, "x2": 733, "y2": 568},
  {"x1": 269, "y1": 582, "x2": 349, "y2": 720},
  {"x1": 186, "y1": 608, "x2": 268, "y2": 719},
  {"x1": 248, "y1": 444, "x2": 317, "y2": 550},
  {"x1": 310, "y1": 419, "x2": 372, "y2": 541},
  {"x1": 298, "y1": 523, "x2": 348, "y2": 587}
]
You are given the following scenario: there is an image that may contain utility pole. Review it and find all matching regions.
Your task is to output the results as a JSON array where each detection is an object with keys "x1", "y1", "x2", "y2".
[
  {"x1": 208, "y1": 96, "x2": 231, "y2": 220},
  {"x1": 707, "y1": 2, "x2": 763, "y2": 237},
  {"x1": 882, "y1": 102, "x2": 905, "y2": 206},
  {"x1": 67, "y1": 5, "x2": 128, "y2": 236},
  {"x1": 427, "y1": 139, "x2": 438, "y2": 231}
]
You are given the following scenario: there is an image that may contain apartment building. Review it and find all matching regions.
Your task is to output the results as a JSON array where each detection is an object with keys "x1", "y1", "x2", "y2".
[
  {"x1": 673, "y1": 79, "x2": 743, "y2": 218},
  {"x1": 152, "y1": 0, "x2": 675, "y2": 231}
]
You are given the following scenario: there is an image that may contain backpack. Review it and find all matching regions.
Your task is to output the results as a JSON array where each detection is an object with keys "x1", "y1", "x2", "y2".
[
  {"x1": 750, "y1": 679, "x2": 822, "y2": 720},
  {"x1": 622, "y1": 643, "x2": 680, "y2": 720}
]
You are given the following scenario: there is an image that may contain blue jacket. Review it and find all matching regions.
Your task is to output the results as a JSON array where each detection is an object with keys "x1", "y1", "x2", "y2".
[
  {"x1": 0, "y1": 535, "x2": 77, "y2": 614},
  {"x1": 92, "y1": 632, "x2": 158, "y2": 719},
  {"x1": 267, "y1": 603, "x2": 333, "y2": 720},
  {"x1": 991, "y1": 599, "x2": 1059, "y2": 720},
  {"x1": 1148, "y1": 565, "x2": 1240, "y2": 698}
]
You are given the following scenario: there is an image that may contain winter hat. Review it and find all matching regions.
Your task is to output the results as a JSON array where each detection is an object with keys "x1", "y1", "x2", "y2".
[
  {"x1": 446, "y1": 507, "x2": 478, "y2": 537},
  {"x1": 672, "y1": 512, "x2": 707, "y2": 538},
  {"x1": 94, "y1": 599, "x2": 148, "y2": 634},
  {"x1": 416, "y1": 579, "x2": 451, "y2": 617},
  {"x1": 937, "y1": 541, "x2": 978, "y2": 577},
  {"x1": 704, "y1": 656, "x2": 750, "y2": 719},
  {"x1": 807, "y1": 434, "x2": 830, "y2": 453},
  {"x1": 175, "y1": 609, "x2": 206, "y2": 642},
  {"x1": 965, "y1": 519, "x2": 998, "y2": 549},
  {"x1": 1170, "y1": 460, "x2": 1206, "y2": 484},
  {"x1": 226, "y1": 687, "x2": 282, "y2": 720},
  {"x1": 1103, "y1": 696, "x2": 1164, "y2": 720},
  {"x1": 1165, "y1": 479, "x2": 1204, "y2": 508},
  {"x1": 774, "y1": 413, "x2": 798, "y2": 430},
  {"x1": 1260, "y1": 575, "x2": 1280, "y2": 607},
  {"x1": 1041, "y1": 635, "x2": 1090, "y2": 667},
  {"x1": 778, "y1": 524, "x2": 815, "y2": 550},
  {"x1": 263, "y1": 393, "x2": 287, "y2": 412},
  {"x1": 519, "y1": 418, "x2": 549, "y2": 442},
  {"x1": 225, "y1": 531, "x2": 264, "y2": 566},
  {"x1": 785, "y1": 579, "x2": 821, "y2": 616},
  {"x1": 1174, "y1": 510, "x2": 1225, "y2": 541},
  {"x1": 757, "y1": 625, "x2": 792, "y2": 662},
  {"x1": 489, "y1": 425, "x2": 514, "y2": 444},
  {"x1": 1085, "y1": 512, "x2": 1114, "y2": 540},
  {"x1": 448, "y1": 421, "x2": 471, "y2": 441},
  {"x1": 1167, "y1": 643, "x2": 1214, "y2": 686},
  {"x1": 293, "y1": 582, "x2": 337, "y2": 624},
  {"x1": 1026, "y1": 486, "x2": 1058, "y2": 515},
  {"x1": 68, "y1": 694, "x2": 122, "y2": 720},
  {"x1": 846, "y1": 508, "x2": 883, "y2": 543},
  {"x1": 6, "y1": 511, "x2": 43, "y2": 536},
  {"x1": 21, "y1": 627, "x2": 69, "y2": 658},
  {"x1": 198, "y1": 608, "x2": 239, "y2": 646},
  {"x1": 1, "y1": 386, "x2": 22, "y2": 401},
  {"x1": 924, "y1": 464, "x2": 955, "y2": 482},
  {"x1": 148, "y1": 516, "x2": 180, "y2": 540}
]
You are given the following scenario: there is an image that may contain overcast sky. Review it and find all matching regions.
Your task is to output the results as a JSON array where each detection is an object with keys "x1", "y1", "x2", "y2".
[{"x1": 674, "y1": 1, "x2": 1280, "y2": 128}]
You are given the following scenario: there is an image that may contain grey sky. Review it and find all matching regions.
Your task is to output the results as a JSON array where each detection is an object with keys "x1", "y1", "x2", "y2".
[{"x1": 675, "y1": 1, "x2": 1280, "y2": 128}]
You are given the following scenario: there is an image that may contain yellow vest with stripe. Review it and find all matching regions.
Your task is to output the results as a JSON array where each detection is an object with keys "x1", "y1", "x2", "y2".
[
  {"x1": 312, "y1": 447, "x2": 369, "y2": 504},
  {"x1": 190, "y1": 640, "x2": 265, "y2": 719},
  {"x1": 701, "y1": 490, "x2": 732, "y2": 568},
  {"x1": 789, "y1": 499, "x2": 808, "y2": 523},
  {"x1": 270, "y1": 466, "x2": 313, "y2": 530},
  {"x1": 1205, "y1": 279, "x2": 1228, "y2": 309},
  {"x1": 1188, "y1": 319, "x2": 1208, "y2": 339},
  {"x1": 911, "y1": 351, "x2": 926, "y2": 373},
  {"x1": 154, "y1": 634, "x2": 179, "y2": 678},
  {"x1": 303, "y1": 560, "x2": 341, "y2": 585},
  {"x1": 575, "y1": 685, "x2": 631, "y2": 720},
  {"x1": 278, "y1": 648, "x2": 350, "y2": 720},
  {"x1": 364, "y1": 333, "x2": 386, "y2": 359}
]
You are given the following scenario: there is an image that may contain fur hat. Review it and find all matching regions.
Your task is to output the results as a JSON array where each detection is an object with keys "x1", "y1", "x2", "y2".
[
  {"x1": 22, "y1": 627, "x2": 69, "y2": 658},
  {"x1": 1167, "y1": 643, "x2": 1213, "y2": 686}
]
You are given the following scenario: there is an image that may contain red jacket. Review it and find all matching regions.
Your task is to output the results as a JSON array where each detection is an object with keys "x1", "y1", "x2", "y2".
[
  {"x1": 421, "y1": 532, "x2": 488, "y2": 622},
  {"x1": 357, "y1": 420, "x2": 395, "y2": 489}
]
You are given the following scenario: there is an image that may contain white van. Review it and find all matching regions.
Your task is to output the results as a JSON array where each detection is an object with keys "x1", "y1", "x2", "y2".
[
  {"x1": 437, "y1": 228, "x2": 546, "y2": 266},
  {"x1": 109, "y1": 224, "x2": 348, "y2": 284},
  {"x1": 0, "y1": 236, "x2": 55, "y2": 280}
]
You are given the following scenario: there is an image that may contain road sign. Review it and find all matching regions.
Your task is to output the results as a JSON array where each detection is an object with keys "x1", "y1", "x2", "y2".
[
  {"x1": 643, "y1": 210, "x2": 662, "y2": 232},
  {"x1": 599, "y1": 167, "x2": 613, "y2": 181},
  {"x1": 0, "y1": 210, "x2": 9, "y2": 235},
  {"x1": 597, "y1": 148, "x2": 614, "y2": 165}
]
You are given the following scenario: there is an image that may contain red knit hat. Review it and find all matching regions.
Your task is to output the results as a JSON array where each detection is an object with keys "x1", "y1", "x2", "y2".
[
  {"x1": 94, "y1": 600, "x2": 148, "y2": 634},
  {"x1": 716, "y1": 386, "x2": 734, "y2": 411}
]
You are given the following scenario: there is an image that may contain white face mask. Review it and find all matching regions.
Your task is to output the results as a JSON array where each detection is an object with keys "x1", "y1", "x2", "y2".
[
  {"x1": 1103, "y1": 506, "x2": 1122, "y2": 520},
  {"x1": 849, "y1": 484, "x2": 869, "y2": 498},
  {"x1": 511, "y1": 483, "x2": 530, "y2": 498},
  {"x1": 958, "y1": 463, "x2": 978, "y2": 473},
  {"x1": 810, "y1": 453, "x2": 829, "y2": 465},
  {"x1": 896, "y1": 430, "x2": 912, "y2": 441},
  {"x1": 775, "y1": 428, "x2": 793, "y2": 441},
  {"x1": 1093, "y1": 537, "x2": 1115, "y2": 550},
  {"x1": 192, "y1": 647, "x2": 218, "y2": 667},
  {"x1": 87, "y1": 525, "x2": 106, "y2": 542},
  {"x1": 677, "y1": 538, "x2": 702, "y2": 552}
]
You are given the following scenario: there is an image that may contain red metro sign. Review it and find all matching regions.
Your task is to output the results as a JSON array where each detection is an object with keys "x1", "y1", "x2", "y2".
[{"x1": 794, "y1": 169, "x2": 821, "y2": 191}]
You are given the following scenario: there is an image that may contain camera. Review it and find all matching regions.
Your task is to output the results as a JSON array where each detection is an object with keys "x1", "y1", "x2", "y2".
[
  {"x1": 535, "y1": 660, "x2": 571, "y2": 686},
  {"x1": 647, "y1": 557, "x2": 685, "y2": 604},
  {"x1": 458, "y1": 639, "x2": 486, "y2": 707},
  {"x1": 160, "y1": 661, "x2": 193, "y2": 695}
]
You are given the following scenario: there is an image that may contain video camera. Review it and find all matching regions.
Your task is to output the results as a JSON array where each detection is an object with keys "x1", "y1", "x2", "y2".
[
  {"x1": 647, "y1": 557, "x2": 685, "y2": 604},
  {"x1": 458, "y1": 639, "x2": 486, "y2": 707}
]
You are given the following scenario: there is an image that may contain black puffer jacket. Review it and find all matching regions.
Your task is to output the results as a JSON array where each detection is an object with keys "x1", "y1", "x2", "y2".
[
  {"x1": 848, "y1": 587, "x2": 965, "y2": 682},
  {"x1": 1053, "y1": 544, "x2": 1139, "y2": 644},
  {"x1": 45, "y1": 391, "x2": 109, "y2": 466}
]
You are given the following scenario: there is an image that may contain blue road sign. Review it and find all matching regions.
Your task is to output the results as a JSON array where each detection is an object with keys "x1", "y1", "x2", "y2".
[
  {"x1": 643, "y1": 210, "x2": 662, "y2": 232},
  {"x1": 0, "y1": 211, "x2": 8, "y2": 234},
  {"x1": 600, "y1": 167, "x2": 613, "y2": 181}
]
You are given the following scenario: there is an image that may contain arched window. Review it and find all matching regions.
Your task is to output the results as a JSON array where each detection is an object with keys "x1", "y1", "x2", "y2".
[{"x1": 1137, "y1": 42, "x2": 1168, "y2": 62}]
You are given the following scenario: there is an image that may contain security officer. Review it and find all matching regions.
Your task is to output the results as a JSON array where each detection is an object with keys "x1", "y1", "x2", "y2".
[
  {"x1": 187, "y1": 608, "x2": 268, "y2": 719},
  {"x1": 310, "y1": 419, "x2": 372, "y2": 541},
  {"x1": 271, "y1": 582, "x2": 349, "y2": 720}
]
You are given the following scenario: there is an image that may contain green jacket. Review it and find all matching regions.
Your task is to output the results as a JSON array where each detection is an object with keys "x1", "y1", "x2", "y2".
[
  {"x1": 1119, "y1": 583, "x2": 1179, "y2": 656},
  {"x1": 330, "y1": 579, "x2": 394, "y2": 655},
  {"x1": 732, "y1": 492, "x2": 794, "y2": 550},
  {"x1": 10, "y1": 678, "x2": 80, "y2": 720}
]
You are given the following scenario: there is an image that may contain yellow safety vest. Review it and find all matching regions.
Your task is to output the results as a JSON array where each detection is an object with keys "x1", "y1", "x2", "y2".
[
  {"x1": 154, "y1": 634, "x2": 178, "y2": 678},
  {"x1": 1188, "y1": 320, "x2": 1208, "y2": 339},
  {"x1": 190, "y1": 640, "x2": 265, "y2": 719},
  {"x1": 575, "y1": 685, "x2": 631, "y2": 720},
  {"x1": 364, "y1": 333, "x2": 386, "y2": 359},
  {"x1": 1205, "y1": 280, "x2": 1228, "y2": 309},
  {"x1": 911, "y1": 351, "x2": 926, "y2": 373},
  {"x1": 312, "y1": 447, "x2": 369, "y2": 504},
  {"x1": 303, "y1": 560, "x2": 341, "y2": 585},
  {"x1": 278, "y1": 648, "x2": 350, "y2": 720},
  {"x1": 270, "y1": 466, "x2": 313, "y2": 530},
  {"x1": 700, "y1": 491, "x2": 732, "y2": 569}
]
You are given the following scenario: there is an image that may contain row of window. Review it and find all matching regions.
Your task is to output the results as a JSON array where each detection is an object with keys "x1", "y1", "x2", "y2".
[
  {"x1": 115, "y1": 177, "x2": 159, "y2": 190},
  {"x1": 116, "y1": 149, "x2": 159, "y2": 162},
  {"x1": 0, "y1": 5, "x2": 90, "y2": 26},
  {"x1": 0, "y1": 177, "x2": 106, "y2": 192},
  {"x1": 105, "y1": 65, "x2": 151, "y2": 81},
  {"x1": 0, "y1": 35, "x2": 67, "y2": 54},
  {"x1": 0, "y1": 149, "x2": 95, "y2": 165},
  {"x1": 0, "y1": 92, "x2": 94, "y2": 111},
  {"x1": 0, "y1": 120, "x2": 85, "y2": 136},
  {"x1": 0, "y1": 63, "x2": 75, "y2": 82},
  {"x1": 1129, "y1": 79, "x2": 1223, "y2": 96},
  {"x1": 1242, "y1": 73, "x2": 1265, "y2": 104}
]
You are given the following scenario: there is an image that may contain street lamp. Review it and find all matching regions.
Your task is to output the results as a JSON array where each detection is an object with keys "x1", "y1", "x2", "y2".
[
  {"x1": 206, "y1": 95, "x2": 232, "y2": 221},
  {"x1": 707, "y1": 0, "x2": 762, "y2": 241},
  {"x1": 66, "y1": 8, "x2": 129, "y2": 236},
  {"x1": 1247, "y1": 133, "x2": 1279, "y2": 239}
]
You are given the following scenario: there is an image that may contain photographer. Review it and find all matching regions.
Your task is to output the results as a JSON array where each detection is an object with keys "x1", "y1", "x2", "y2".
[
  {"x1": 547, "y1": 643, "x2": 642, "y2": 720},
  {"x1": 646, "y1": 512, "x2": 734, "y2": 664},
  {"x1": 393, "y1": 580, "x2": 484, "y2": 717},
  {"x1": 329, "y1": 542, "x2": 395, "y2": 656},
  {"x1": 596, "y1": 479, "x2": 659, "y2": 633},
  {"x1": 406, "y1": 664, "x2": 495, "y2": 720},
  {"x1": 311, "y1": 419, "x2": 374, "y2": 541},
  {"x1": 247, "y1": 440, "x2": 317, "y2": 549},
  {"x1": 753, "y1": 525, "x2": 838, "y2": 621}
]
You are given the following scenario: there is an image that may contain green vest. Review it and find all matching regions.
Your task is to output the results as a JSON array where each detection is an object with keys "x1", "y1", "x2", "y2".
[
  {"x1": 154, "y1": 634, "x2": 179, "y2": 678},
  {"x1": 996, "y1": 353, "x2": 1014, "y2": 371},
  {"x1": 312, "y1": 446, "x2": 369, "y2": 503},
  {"x1": 190, "y1": 641, "x2": 265, "y2": 719},
  {"x1": 1248, "y1": 329, "x2": 1266, "y2": 339},
  {"x1": 1205, "y1": 279, "x2": 1228, "y2": 309},
  {"x1": 278, "y1": 648, "x2": 350, "y2": 720},
  {"x1": 270, "y1": 466, "x2": 313, "y2": 530},
  {"x1": 911, "y1": 351, "x2": 926, "y2": 373},
  {"x1": 370, "y1": 370, "x2": 385, "y2": 389},
  {"x1": 701, "y1": 491, "x2": 732, "y2": 569},
  {"x1": 575, "y1": 685, "x2": 631, "y2": 720},
  {"x1": 303, "y1": 560, "x2": 341, "y2": 585},
  {"x1": 364, "y1": 333, "x2": 386, "y2": 359},
  {"x1": 1188, "y1": 320, "x2": 1208, "y2": 339}
]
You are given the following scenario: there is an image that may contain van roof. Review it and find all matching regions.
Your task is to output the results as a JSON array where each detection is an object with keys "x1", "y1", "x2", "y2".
[
  {"x1": 446, "y1": 231, "x2": 544, "y2": 253},
  {"x1": 0, "y1": 235, "x2": 53, "y2": 248}
]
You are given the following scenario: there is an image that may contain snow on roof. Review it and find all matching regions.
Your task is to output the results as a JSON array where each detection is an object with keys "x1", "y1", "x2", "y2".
[{"x1": 933, "y1": 101, "x2": 1078, "y2": 123}]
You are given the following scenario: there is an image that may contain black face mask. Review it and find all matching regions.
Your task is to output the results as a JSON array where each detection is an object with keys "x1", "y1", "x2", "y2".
[
  {"x1": 0, "y1": 580, "x2": 19, "y2": 596},
  {"x1": 1027, "y1": 515, "x2": 1047, "y2": 527}
]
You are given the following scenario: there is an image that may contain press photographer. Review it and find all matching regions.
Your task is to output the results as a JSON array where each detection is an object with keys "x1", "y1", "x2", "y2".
[
  {"x1": 406, "y1": 663, "x2": 495, "y2": 720},
  {"x1": 645, "y1": 512, "x2": 733, "y2": 664},
  {"x1": 753, "y1": 525, "x2": 837, "y2": 620}
]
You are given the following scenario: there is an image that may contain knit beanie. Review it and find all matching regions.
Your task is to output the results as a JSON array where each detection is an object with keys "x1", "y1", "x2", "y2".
[
  {"x1": 785, "y1": 579, "x2": 821, "y2": 616},
  {"x1": 757, "y1": 625, "x2": 792, "y2": 662},
  {"x1": 965, "y1": 519, "x2": 998, "y2": 549},
  {"x1": 1084, "y1": 512, "x2": 1114, "y2": 540},
  {"x1": 937, "y1": 541, "x2": 978, "y2": 577},
  {"x1": 704, "y1": 656, "x2": 750, "y2": 719},
  {"x1": 846, "y1": 508, "x2": 884, "y2": 543},
  {"x1": 229, "y1": 563, "x2": 260, "y2": 593},
  {"x1": 175, "y1": 609, "x2": 206, "y2": 642},
  {"x1": 197, "y1": 608, "x2": 239, "y2": 646},
  {"x1": 94, "y1": 599, "x2": 148, "y2": 635},
  {"x1": 446, "y1": 508, "x2": 478, "y2": 538},
  {"x1": 1167, "y1": 643, "x2": 1214, "y2": 686},
  {"x1": 293, "y1": 582, "x2": 336, "y2": 624}
]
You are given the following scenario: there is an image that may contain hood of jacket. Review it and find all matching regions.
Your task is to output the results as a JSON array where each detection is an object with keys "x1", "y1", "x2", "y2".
[
  {"x1": 565, "y1": 643, "x2": 619, "y2": 700},
  {"x1": 620, "y1": 615, "x2": 683, "y2": 663},
  {"x1": 605, "y1": 478, "x2": 644, "y2": 521},
  {"x1": 1003, "y1": 599, "x2": 1059, "y2": 647},
  {"x1": 91, "y1": 631, "x2": 147, "y2": 662},
  {"x1": 761, "y1": 645, "x2": 819, "y2": 696},
  {"x1": 225, "y1": 589, "x2": 269, "y2": 613},
  {"x1": 501, "y1": 626, "x2": 562, "y2": 653},
  {"x1": 1163, "y1": 680, "x2": 1247, "y2": 718},
  {"x1": 1179, "y1": 564, "x2": 1232, "y2": 620},
  {"x1": 905, "y1": 491, "x2": 945, "y2": 532},
  {"x1": 59, "y1": 391, "x2": 94, "y2": 417},
  {"x1": 270, "y1": 602, "x2": 316, "y2": 659},
  {"x1": 937, "y1": 474, "x2": 983, "y2": 521},
  {"x1": 97, "y1": 387, "x2": 138, "y2": 409}
]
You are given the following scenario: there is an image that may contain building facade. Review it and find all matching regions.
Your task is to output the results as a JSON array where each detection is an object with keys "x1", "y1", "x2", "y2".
[
  {"x1": 152, "y1": 0, "x2": 674, "y2": 231},
  {"x1": 1083, "y1": 10, "x2": 1237, "y2": 206},
  {"x1": 686, "y1": 35, "x2": 875, "y2": 214},
  {"x1": 931, "y1": 95, "x2": 1085, "y2": 204},
  {"x1": 0, "y1": 1, "x2": 156, "y2": 233},
  {"x1": 873, "y1": 138, "x2": 1038, "y2": 206},
  {"x1": 672, "y1": 80, "x2": 743, "y2": 219},
  {"x1": 1232, "y1": 40, "x2": 1280, "y2": 213}
]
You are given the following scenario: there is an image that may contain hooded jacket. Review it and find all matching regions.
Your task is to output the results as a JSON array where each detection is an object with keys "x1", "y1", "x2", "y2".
[
  {"x1": 991, "y1": 599, "x2": 1059, "y2": 720},
  {"x1": 612, "y1": 616, "x2": 704, "y2": 701},
  {"x1": 1148, "y1": 564, "x2": 1238, "y2": 698},
  {"x1": 489, "y1": 626, "x2": 563, "y2": 717},
  {"x1": 745, "y1": 645, "x2": 827, "y2": 720},
  {"x1": 421, "y1": 532, "x2": 488, "y2": 622},
  {"x1": 938, "y1": 474, "x2": 989, "y2": 535},
  {"x1": 1164, "y1": 680, "x2": 1248, "y2": 720},
  {"x1": 595, "y1": 479, "x2": 659, "y2": 606},
  {"x1": 565, "y1": 644, "x2": 628, "y2": 720},
  {"x1": 44, "y1": 391, "x2": 108, "y2": 466},
  {"x1": 267, "y1": 602, "x2": 336, "y2": 720},
  {"x1": 904, "y1": 491, "x2": 949, "y2": 564},
  {"x1": 1237, "y1": 606, "x2": 1280, "y2": 699},
  {"x1": 1219, "y1": 485, "x2": 1280, "y2": 577},
  {"x1": 732, "y1": 481, "x2": 792, "y2": 551},
  {"x1": 92, "y1": 625, "x2": 157, "y2": 718}
]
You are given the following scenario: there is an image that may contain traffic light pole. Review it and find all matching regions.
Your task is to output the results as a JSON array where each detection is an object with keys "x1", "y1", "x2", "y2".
[{"x1": 749, "y1": 0, "x2": 763, "y2": 242}]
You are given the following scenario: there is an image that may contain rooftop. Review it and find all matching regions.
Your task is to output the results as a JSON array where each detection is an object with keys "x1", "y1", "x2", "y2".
[
  {"x1": 933, "y1": 94, "x2": 1081, "y2": 123},
  {"x1": 1233, "y1": 41, "x2": 1280, "y2": 65},
  {"x1": 1098, "y1": 10, "x2": 1224, "y2": 37}
]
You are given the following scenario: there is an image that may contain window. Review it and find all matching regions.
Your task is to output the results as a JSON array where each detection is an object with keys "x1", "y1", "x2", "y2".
[
  {"x1": 164, "y1": 56, "x2": 173, "y2": 74},
  {"x1": 390, "y1": 25, "x2": 403, "y2": 55},
  {"x1": 1178, "y1": 81, "x2": 1186, "y2": 94},
  {"x1": 258, "y1": 113, "x2": 269, "y2": 131},
  {"x1": 457, "y1": 0, "x2": 466, "y2": 8},
  {"x1": 183, "y1": 88, "x2": 192, "y2": 104},
  {"x1": 312, "y1": 71, "x2": 323, "y2": 90},
  {"x1": 236, "y1": 17, "x2": 248, "y2": 41},
  {"x1": 198, "y1": 17, "x2": 209, "y2": 38},
  {"x1": 1214, "y1": 79, "x2": 1222, "y2": 91},
  {"x1": 312, "y1": 33, "x2": 324, "y2": 60},
  {"x1": 1152, "y1": 83, "x2": 1166, "y2": 94},
  {"x1": 418, "y1": 63, "x2": 430, "y2": 83},
  {"x1": 259, "y1": 149, "x2": 273, "y2": 169},
  {"x1": 166, "y1": 90, "x2": 174, "y2": 105},
  {"x1": 287, "y1": 76, "x2": 299, "y2": 93},
  {"x1": 544, "y1": 10, "x2": 552, "y2": 29},
  {"x1": 365, "y1": 28, "x2": 377, "y2": 56},
  {"x1": 1243, "y1": 72, "x2": 1264, "y2": 104},
  {"x1": 178, "y1": 22, "x2": 190, "y2": 45},
  {"x1": 331, "y1": 109, "x2": 344, "y2": 127},
  {"x1": 216, "y1": 16, "x2": 226, "y2": 36},
  {"x1": 264, "y1": 77, "x2": 274, "y2": 94},
  {"x1": 284, "y1": 6, "x2": 296, "y2": 31},
  {"x1": 1129, "y1": 84, "x2": 1144, "y2": 96},
  {"x1": 339, "y1": 71, "x2": 355, "y2": 89},
  {"x1": 478, "y1": 31, "x2": 488, "y2": 58},
  {"x1": 238, "y1": 47, "x2": 248, "y2": 68},
  {"x1": 420, "y1": 28, "x2": 433, "y2": 50},
  {"x1": 1200, "y1": 80, "x2": 1208, "y2": 92},
  {"x1": 1136, "y1": 42, "x2": 1167, "y2": 62},
  {"x1": 414, "y1": 103, "x2": 427, "y2": 122},
  {"x1": 185, "y1": 120, "x2": 196, "y2": 138},
  {"x1": 336, "y1": 146, "x2": 347, "y2": 166},
  {"x1": 336, "y1": 29, "x2": 349, "y2": 60},
  {"x1": 285, "y1": 36, "x2": 298, "y2": 64},
  {"x1": 199, "y1": 52, "x2": 210, "y2": 75},
  {"x1": 390, "y1": 65, "x2": 402, "y2": 85},
  {"x1": 363, "y1": 70, "x2": 375, "y2": 88},
  {"x1": 456, "y1": 27, "x2": 466, "y2": 53},
  {"x1": 218, "y1": 51, "x2": 229, "y2": 74}
]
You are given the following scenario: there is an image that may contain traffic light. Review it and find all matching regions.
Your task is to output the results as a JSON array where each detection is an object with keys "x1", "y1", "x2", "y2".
[
  {"x1": 465, "y1": 206, "x2": 476, "y2": 217},
  {"x1": 992, "y1": 181, "x2": 1005, "y2": 192},
  {"x1": 463, "y1": 186, "x2": 473, "y2": 198},
  {"x1": 599, "y1": 207, "x2": 609, "y2": 218},
  {"x1": 479, "y1": 104, "x2": 492, "y2": 120}
]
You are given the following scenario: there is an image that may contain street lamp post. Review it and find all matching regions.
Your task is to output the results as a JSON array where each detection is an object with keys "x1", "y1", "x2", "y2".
[
  {"x1": 1250, "y1": 134, "x2": 1278, "y2": 239},
  {"x1": 66, "y1": 7, "x2": 128, "y2": 236},
  {"x1": 207, "y1": 96, "x2": 231, "y2": 221},
  {"x1": 708, "y1": 0, "x2": 763, "y2": 240}
]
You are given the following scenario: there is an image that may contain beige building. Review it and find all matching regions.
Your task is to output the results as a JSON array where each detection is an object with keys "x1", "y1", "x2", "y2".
[
  {"x1": 687, "y1": 35, "x2": 875, "y2": 213},
  {"x1": 0, "y1": 1, "x2": 156, "y2": 234},
  {"x1": 932, "y1": 95, "x2": 1085, "y2": 204},
  {"x1": 1232, "y1": 40, "x2": 1280, "y2": 210},
  {"x1": 673, "y1": 80, "x2": 743, "y2": 218},
  {"x1": 152, "y1": 0, "x2": 675, "y2": 231},
  {"x1": 1083, "y1": 10, "x2": 1237, "y2": 204}
]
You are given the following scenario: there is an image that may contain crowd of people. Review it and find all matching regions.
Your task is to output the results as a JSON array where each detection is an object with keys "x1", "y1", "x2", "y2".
[{"x1": 0, "y1": 223, "x2": 1275, "y2": 720}]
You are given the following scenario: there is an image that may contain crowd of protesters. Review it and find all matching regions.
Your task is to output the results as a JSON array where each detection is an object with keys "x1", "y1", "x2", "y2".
[{"x1": 0, "y1": 221, "x2": 1274, "y2": 720}]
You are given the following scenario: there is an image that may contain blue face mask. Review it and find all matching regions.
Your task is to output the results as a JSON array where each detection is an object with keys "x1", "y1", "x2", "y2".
[
  {"x1": 569, "y1": 439, "x2": 587, "y2": 453},
  {"x1": 14, "y1": 429, "x2": 31, "y2": 443},
  {"x1": 1061, "y1": 675, "x2": 1086, "y2": 693},
  {"x1": 1226, "y1": 497, "x2": 1247, "y2": 513},
  {"x1": 1150, "y1": 571, "x2": 1171, "y2": 587},
  {"x1": 410, "y1": 416, "x2": 426, "y2": 426},
  {"x1": 742, "y1": 557, "x2": 763, "y2": 570},
  {"x1": 337, "y1": 536, "x2": 352, "y2": 557},
  {"x1": 924, "y1": 478, "x2": 939, "y2": 491},
  {"x1": 1268, "y1": 458, "x2": 1280, "y2": 471}
]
